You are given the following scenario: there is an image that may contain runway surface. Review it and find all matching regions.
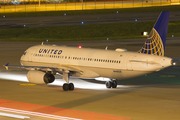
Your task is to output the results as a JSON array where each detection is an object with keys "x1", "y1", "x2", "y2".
[{"x1": 0, "y1": 40, "x2": 180, "y2": 120}]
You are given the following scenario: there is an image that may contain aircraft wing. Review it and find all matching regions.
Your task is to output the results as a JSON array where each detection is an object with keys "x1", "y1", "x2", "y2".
[
  {"x1": 3, "y1": 63, "x2": 58, "y2": 71},
  {"x1": 3, "y1": 63, "x2": 82, "y2": 73},
  {"x1": 129, "y1": 60, "x2": 159, "y2": 64}
]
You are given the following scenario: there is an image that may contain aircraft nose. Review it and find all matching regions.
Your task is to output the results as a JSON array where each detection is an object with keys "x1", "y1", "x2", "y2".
[{"x1": 161, "y1": 57, "x2": 173, "y2": 68}]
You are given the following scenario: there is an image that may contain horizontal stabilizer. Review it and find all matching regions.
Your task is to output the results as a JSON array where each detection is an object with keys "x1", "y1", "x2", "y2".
[{"x1": 172, "y1": 58, "x2": 180, "y2": 62}]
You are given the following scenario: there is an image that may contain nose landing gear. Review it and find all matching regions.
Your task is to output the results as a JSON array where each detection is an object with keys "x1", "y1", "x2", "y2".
[{"x1": 105, "y1": 80, "x2": 117, "y2": 88}]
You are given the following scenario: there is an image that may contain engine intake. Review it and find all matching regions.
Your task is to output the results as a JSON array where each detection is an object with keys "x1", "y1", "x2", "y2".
[
  {"x1": 44, "y1": 73, "x2": 55, "y2": 83},
  {"x1": 27, "y1": 70, "x2": 55, "y2": 84}
]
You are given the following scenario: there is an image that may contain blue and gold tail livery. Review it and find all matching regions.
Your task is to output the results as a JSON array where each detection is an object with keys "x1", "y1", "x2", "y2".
[{"x1": 139, "y1": 11, "x2": 170, "y2": 56}]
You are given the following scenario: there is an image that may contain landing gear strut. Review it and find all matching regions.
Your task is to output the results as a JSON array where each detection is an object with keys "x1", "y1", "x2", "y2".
[{"x1": 105, "y1": 80, "x2": 117, "y2": 88}]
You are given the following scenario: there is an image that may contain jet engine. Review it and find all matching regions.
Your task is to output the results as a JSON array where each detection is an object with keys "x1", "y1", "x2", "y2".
[{"x1": 27, "y1": 70, "x2": 55, "y2": 84}]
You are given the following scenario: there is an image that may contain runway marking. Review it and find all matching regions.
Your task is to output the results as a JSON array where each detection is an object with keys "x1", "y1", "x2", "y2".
[
  {"x1": 0, "y1": 107, "x2": 81, "y2": 120},
  {"x1": 0, "y1": 112, "x2": 30, "y2": 119},
  {"x1": 0, "y1": 99, "x2": 131, "y2": 120}
]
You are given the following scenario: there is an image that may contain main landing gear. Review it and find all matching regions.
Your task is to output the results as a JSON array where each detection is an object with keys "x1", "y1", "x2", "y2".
[
  {"x1": 62, "y1": 71, "x2": 74, "y2": 91},
  {"x1": 63, "y1": 83, "x2": 74, "y2": 91},
  {"x1": 105, "y1": 80, "x2": 117, "y2": 88}
]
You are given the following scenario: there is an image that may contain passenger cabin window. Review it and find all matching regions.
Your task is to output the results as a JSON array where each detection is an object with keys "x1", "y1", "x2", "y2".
[{"x1": 33, "y1": 52, "x2": 121, "y2": 64}]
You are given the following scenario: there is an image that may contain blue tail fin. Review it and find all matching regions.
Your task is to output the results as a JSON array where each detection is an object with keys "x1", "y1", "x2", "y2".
[{"x1": 139, "y1": 11, "x2": 170, "y2": 56}]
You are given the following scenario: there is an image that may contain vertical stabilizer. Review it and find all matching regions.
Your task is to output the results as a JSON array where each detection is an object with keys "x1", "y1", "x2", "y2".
[{"x1": 139, "y1": 11, "x2": 170, "y2": 56}]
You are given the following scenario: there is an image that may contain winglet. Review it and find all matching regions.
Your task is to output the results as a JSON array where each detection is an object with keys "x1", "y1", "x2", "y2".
[{"x1": 3, "y1": 63, "x2": 9, "y2": 70}]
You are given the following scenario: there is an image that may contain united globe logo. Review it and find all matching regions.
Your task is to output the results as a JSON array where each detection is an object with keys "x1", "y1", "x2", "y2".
[{"x1": 139, "y1": 28, "x2": 164, "y2": 56}]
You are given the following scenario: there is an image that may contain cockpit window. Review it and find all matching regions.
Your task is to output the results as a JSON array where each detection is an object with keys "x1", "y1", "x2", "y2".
[{"x1": 23, "y1": 51, "x2": 27, "y2": 55}]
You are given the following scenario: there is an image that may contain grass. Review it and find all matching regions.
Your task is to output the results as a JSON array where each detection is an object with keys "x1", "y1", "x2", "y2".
[
  {"x1": 1, "y1": 20, "x2": 180, "y2": 42},
  {"x1": 0, "y1": 5, "x2": 180, "y2": 17}
]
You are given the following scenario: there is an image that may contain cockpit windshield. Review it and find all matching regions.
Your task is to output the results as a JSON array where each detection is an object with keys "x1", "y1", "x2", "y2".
[{"x1": 23, "y1": 51, "x2": 27, "y2": 55}]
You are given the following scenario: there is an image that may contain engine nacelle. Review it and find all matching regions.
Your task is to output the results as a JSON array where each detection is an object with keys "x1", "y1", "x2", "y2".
[{"x1": 27, "y1": 70, "x2": 55, "y2": 84}]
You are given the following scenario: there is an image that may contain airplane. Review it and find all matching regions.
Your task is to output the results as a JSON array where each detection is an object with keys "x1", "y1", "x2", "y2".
[{"x1": 4, "y1": 11, "x2": 176, "y2": 91}]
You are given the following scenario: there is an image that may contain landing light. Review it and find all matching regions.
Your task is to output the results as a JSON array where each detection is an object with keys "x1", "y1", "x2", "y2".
[
  {"x1": 171, "y1": 60, "x2": 176, "y2": 66},
  {"x1": 95, "y1": 77, "x2": 110, "y2": 81}
]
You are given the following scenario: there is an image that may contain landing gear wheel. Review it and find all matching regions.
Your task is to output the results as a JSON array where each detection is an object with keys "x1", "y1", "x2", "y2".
[
  {"x1": 106, "y1": 81, "x2": 112, "y2": 88},
  {"x1": 112, "y1": 80, "x2": 117, "y2": 88},
  {"x1": 63, "y1": 83, "x2": 69, "y2": 91},
  {"x1": 69, "y1": 83, "x2": 74, "y2": 91}
]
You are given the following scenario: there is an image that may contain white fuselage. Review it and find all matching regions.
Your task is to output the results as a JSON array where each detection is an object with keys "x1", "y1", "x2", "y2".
[{"x1": 20, "y1": 45, "x2": 172, "y2": 80}]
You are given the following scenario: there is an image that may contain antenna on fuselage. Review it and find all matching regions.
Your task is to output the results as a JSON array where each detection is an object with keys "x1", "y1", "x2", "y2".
[
  {"x1": 41, "y1": 42, "x2": 44, "y2": 45},
  {"x1": 105, "y1": 46, "x2": 108, "y2": 50}
]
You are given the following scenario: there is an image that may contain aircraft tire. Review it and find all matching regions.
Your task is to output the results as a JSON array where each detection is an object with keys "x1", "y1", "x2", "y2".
[
  {"x1": 69, "y1": 83, "x2": 74, "y2": 91},
  {"x1": 63, "y1": 83, "x2": 69, "y2": 91},
  {"x1": 106, "y1": 81, "x2": 112, "y2": 88},
  {"x1": 112, "y1": 80, "x2": 117, "y2": 88}
]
